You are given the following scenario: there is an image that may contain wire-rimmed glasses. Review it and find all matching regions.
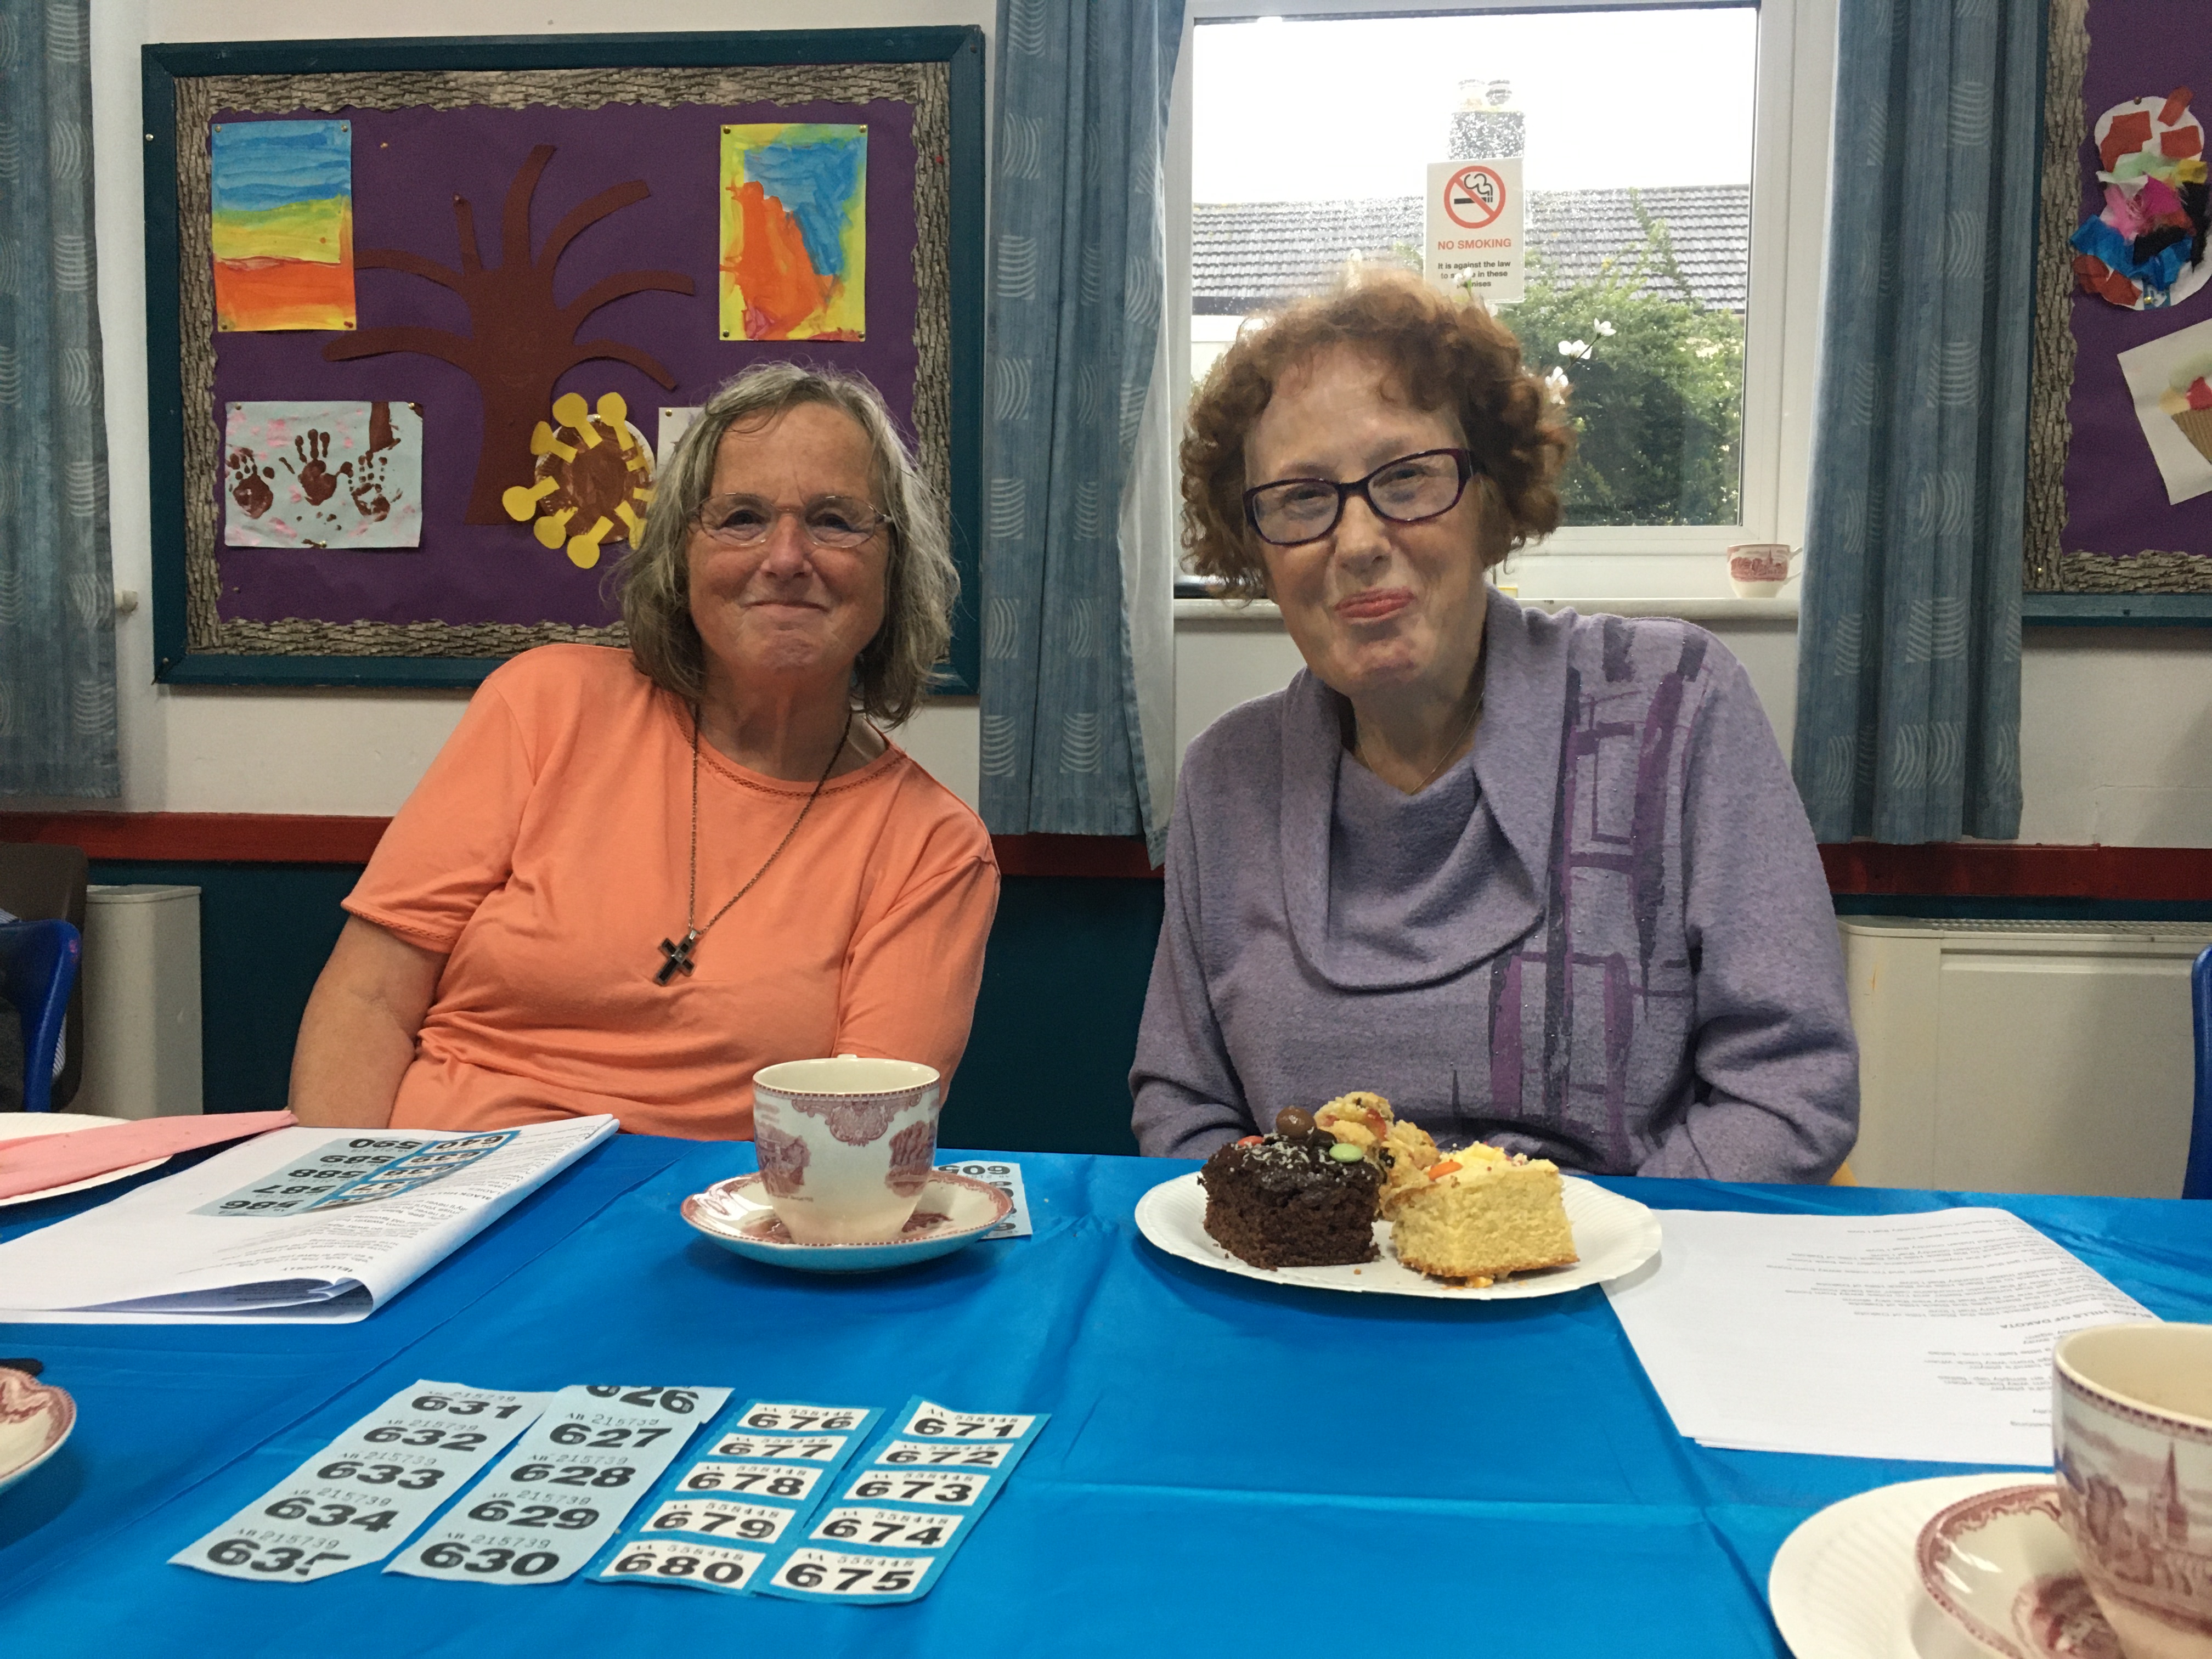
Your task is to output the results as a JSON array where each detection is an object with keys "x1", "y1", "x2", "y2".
[
  {"x1": 692, "y1": 492, "x2": 890, "y2": 550},
  {"x1": 1243, "y1": 449, "x2": 1480, "y2": 546}
]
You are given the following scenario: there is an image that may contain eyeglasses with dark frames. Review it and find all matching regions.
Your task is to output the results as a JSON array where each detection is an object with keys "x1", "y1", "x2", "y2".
[
  {"x1": 1243, "y1": 448, "x2": 1480, "y2": 546},
  {"x1": 692, "y1": 492, "x2": 891, "y2": 550}
]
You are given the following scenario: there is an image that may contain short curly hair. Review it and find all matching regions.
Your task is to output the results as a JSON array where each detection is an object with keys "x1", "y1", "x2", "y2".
[{"x1": 1182, "y1": 267, "x2": 1571, "y2": 600}]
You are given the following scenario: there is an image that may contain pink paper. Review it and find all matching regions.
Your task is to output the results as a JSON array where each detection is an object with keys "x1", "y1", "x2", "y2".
[
  {"x1": 2102, "y1": 181, "x2": 2152, "y2": 239},
  {"x1": 0, "y1": 1112, "x2": 296, "y2": 1201}
]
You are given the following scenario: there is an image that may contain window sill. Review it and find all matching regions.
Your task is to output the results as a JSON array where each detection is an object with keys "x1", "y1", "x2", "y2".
[{"x1": 1174, "y1": 595, "x2": 1801, "y2": 627}]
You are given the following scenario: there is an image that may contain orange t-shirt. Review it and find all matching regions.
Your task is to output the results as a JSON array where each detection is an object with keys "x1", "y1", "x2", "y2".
[{"x1": 343, "y1": 644, "x2": 999, "y2": 1141}]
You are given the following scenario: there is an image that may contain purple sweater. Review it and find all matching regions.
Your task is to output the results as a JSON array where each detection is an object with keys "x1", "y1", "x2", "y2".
[{"x1": 1131, "y1": 596, "x2": 1858, "y2": 1181}]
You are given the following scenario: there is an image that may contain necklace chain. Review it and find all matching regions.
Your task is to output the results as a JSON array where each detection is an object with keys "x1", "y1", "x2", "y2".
[
  {"x1": 656, "y1": 707, "x2": 850, "y2": 985},
  {"x1": 1412, "y1": 687, "x2": 1485, "y2": 791},
  {"x1": 1357, "y1": 678, "x2": 1487, "y2": 794}
]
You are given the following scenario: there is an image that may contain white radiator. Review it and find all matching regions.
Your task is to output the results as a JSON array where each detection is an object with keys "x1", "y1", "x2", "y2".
[{"x1": 1840, "y1": 917, "x2": 2212, "y2": 1198}]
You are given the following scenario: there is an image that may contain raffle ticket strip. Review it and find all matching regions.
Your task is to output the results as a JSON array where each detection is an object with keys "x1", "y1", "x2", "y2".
[{"x1": 171, "y1": 1381, "x2": 1045, "y2": 1605}]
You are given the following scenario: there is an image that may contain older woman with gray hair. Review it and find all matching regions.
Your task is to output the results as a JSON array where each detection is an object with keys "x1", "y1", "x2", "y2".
[{"x1": 291, "y1": 364, "x2": 997, "y2": 1140}]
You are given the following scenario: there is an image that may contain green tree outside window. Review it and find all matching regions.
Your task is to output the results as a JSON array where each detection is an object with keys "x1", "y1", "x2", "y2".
[{"x1": 1397, "y1": 192, "x2": 1746, "y2": 527}]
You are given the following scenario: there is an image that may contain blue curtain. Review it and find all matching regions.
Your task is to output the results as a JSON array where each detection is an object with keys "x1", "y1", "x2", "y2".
[
  {"x1": 979, "y1": 0, "x2": 1183, "y2": 857},
  {"x1": 1790, "y1": 0, "x2": 2039, "y2": 842},
  {"x1": 0, "y1": 0, "x2": 116, "y2": 799}
]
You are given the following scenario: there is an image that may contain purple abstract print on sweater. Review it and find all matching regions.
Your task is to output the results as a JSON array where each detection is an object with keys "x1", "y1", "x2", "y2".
[{"x1": 1131, "y1": 594, "x2": 1858, "y2": 1181}]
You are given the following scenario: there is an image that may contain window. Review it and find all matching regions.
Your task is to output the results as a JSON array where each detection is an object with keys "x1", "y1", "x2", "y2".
[{"x1": 1169, "y1": 0, "x2": 1836, "y2": 603}]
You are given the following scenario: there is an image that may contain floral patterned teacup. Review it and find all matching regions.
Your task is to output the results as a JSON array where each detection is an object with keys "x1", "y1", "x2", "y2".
[
  {"x1": 2054, "y1": 1322, "x2": 2212, "y2": 1659},
  {"x1": 751, "y1": 1055, "x2": 943, "y2": 1245}
]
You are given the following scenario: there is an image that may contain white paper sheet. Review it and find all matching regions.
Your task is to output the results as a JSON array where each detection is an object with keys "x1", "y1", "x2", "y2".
[
  {"x1": 1602, "y1": 1208, "x2": 2154, "y2": 1466},
  {"x1": 0, "y1": 1118, "x2": 615, "y2": 1323},
  {"x1": 937, "y1": 1161, "x2": 1032, "y2": 1240}
]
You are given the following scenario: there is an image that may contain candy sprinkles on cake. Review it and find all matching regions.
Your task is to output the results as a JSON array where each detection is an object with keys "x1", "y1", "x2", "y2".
[
  {"x1": 1198, "y1": 1091, "x2": 1580, "y2": 1287},
  {"x1": 1197, "y1": 1109, "x2": 1382, "y2": 1268}
]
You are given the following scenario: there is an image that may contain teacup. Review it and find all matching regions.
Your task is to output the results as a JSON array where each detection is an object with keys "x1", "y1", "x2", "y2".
[
  {"x1": 751, "y1": 1055, "x2": 943, "y2": 1245},
  {"x1": 1725, "y1": 542, "x2": 1797, "y2": 599},
  {"x1": 2053, "y1": 1322, "x2": 2212, "y2": 1659}
]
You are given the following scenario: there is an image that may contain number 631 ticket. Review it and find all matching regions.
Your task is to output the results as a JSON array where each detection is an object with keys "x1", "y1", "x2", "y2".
[
  {"x1": 386, "y1": 1384, "x2": 729, "y2": 1586},
  {"x1": 173, "y1": 1381, "x2": 553, "y2": 1583}
]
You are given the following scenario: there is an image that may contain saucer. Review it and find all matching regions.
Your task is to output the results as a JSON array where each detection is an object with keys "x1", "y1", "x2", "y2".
[
  {"x1": 681, "y1": 1169, "x2": 1012, "y2": 1274},
  {"x1": 1918, "y1": 1483, "x2": 2123, "y2": 1659},
  {"x1": 1770, "y1": 1473, "x2": 2039, "y2": 1659},
  {"x1": 0, "y1": 1367, "x2": 75, "y2": 1499}
]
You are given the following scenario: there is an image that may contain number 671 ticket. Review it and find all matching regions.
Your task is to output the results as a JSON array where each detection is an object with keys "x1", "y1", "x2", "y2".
[{"x1": 755, "y1": 1397, "x2": 1049, "y2": 1606}]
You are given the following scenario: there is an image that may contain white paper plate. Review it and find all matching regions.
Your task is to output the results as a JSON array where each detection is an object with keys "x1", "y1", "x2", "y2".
[
  {"x1": 1769, "y1": 1473, "x2": 2032, "y2": 1659},
  {"x1": 0, "y1": 1113, "x2": 168, "y2": 1210},
  {"x1": 1132, "y1": 1170, "x2": 1660, "y2": 1300}
]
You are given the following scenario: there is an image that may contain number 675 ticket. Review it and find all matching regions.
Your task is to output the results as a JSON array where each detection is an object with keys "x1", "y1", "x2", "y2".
[{"x1": 755, "y1": 1397, "x2": 1050, "y2": 1606}]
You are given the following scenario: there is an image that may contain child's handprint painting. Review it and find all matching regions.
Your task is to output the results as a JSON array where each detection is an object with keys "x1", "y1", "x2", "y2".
[{"x1": 223, "y1": 400, "x2": 424, "y2": 548}]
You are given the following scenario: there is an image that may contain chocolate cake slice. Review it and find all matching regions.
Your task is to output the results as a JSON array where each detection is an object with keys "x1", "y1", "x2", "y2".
[{"x1": 1199, "y1": 1119, "x2": 1382, "y2": 1268}]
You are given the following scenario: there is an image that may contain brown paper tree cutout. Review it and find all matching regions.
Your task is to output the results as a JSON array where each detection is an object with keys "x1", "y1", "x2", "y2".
[{"x1": 323, "y1": 145, "x2": 695, "y2": 524}]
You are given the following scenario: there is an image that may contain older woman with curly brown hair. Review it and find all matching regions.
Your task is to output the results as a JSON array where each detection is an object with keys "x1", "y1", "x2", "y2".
[
  {"x1": 290, "y1": 363, "x2": 997, "y2": 1139},
  {"x1": 1131, "y1": 269, "x2": 1856, "y2": 1181}
]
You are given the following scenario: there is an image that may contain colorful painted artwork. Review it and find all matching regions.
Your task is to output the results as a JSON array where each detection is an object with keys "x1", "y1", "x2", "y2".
[
  {"x1": 719, "y1": 123, "x2": 866, "y2": 341},
  {"x1": 211, "y1": 120, "x2": 357, "y2": 332},
  {"x1": 223, "y1": 400, "x2": 423, "y2": 549},
  {"x1": 2118, "y1": 317, "x2": 2212, "y2": 505}
]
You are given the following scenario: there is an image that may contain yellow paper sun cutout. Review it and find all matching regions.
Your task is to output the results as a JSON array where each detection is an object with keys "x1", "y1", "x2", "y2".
[{"x1": 501, "y1": 391, "x2": 655, "y2": 568}]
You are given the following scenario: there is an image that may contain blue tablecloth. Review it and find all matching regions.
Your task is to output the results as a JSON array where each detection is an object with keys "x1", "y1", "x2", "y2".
[{"x1": 2, "y1": 1139, "x2": 2208, "y2": 1657}]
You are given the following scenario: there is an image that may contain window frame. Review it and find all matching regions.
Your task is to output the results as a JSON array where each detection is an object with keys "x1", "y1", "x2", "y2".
[{"x1": 1166, "y1": 0, "x2": 1837, "y2": 604}]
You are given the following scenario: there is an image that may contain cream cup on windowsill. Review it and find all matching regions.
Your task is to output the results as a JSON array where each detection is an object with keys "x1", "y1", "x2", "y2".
[{"x1": 1725, "y1": 543, "x2": 1797, "y2": 599}]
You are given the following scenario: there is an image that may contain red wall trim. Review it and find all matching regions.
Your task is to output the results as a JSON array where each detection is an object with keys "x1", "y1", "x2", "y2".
[
  {"x1": 7, "y1": 812, "x2": 2210, "y2": 897},
  {"x1": 0, "y1": 812, "x2": 392, "y2": 865},
  {"x1": 1819, "y1": 842, "x2": 2212, "y2": 901},
  {"x1": 989, "y1": 834, "x2": 1160, "y2": 879}
]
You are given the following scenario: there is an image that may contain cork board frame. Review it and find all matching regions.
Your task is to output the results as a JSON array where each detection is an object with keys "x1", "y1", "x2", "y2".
[{"x1": 142, "y1": 29, "x2": 985, "y2": 687}]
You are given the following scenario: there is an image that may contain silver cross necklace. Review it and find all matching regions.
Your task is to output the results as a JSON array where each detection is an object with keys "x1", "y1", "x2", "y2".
[{"x1": 656, "y1": 705, "x2": 851, "y2": 985}]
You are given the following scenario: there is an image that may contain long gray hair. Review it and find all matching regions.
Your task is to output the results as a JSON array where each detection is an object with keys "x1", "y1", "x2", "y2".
[{"x1": 618, "y1": 363, "x2": 957, "y2": 725}]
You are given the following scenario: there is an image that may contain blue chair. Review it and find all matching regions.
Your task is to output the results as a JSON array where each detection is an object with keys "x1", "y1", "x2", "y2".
[
  {"x1": 2188, "y1": 945, "x2": 2212, "y2": 1201},
  {"x1": 0, "y1": 920, "x2": 81, "y2": 1114}
]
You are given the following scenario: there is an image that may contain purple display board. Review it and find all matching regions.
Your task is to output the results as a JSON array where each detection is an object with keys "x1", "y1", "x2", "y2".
[
  {"x1": 210, "y1": 98, "x2": 917, "y2": 630},
  {"x1": 144, "y1": 31, "x2": 985, "y2": 687},
  {"x1": 2032, "y1": 0, "x2": 2212, "y2": 601}
]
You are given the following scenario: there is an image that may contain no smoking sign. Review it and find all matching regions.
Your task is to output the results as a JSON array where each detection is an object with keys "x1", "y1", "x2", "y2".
[
  {"x1": 1424, "y1": 155, "x2": 1525, "y2": 305},
  {"x1": 1444, "y1": 165, "x2": 1506, "y2": 230}
]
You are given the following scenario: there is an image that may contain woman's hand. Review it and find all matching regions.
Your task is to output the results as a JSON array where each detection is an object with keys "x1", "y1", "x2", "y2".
[{"x1": 289, "y1": 916, "x2": 448, "y2": 1128}]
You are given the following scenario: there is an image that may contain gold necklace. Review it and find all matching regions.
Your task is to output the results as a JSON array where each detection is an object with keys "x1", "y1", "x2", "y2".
[
  {"x1": 654, "y1": 707, "x2": 851, "y2": 985},
  {"x1": 1357, "y1": 684, "x2": 1486, "y2": 794},
  {"x1": 1412, "y1": 686, "x2": 1486, "y2": 791}
]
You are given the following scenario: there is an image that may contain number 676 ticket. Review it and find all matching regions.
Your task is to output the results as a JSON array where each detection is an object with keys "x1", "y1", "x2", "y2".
[{"x1": 755, "y1": 1397, "x2": 1049, "y2": 1606}]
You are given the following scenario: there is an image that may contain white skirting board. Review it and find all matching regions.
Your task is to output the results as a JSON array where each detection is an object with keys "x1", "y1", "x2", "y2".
[
  {"x1": 1841, "y1": 917, "x2": 2212, "y2": 1198},
  {"x1": 74, "y1": 884, "x2": 203, "y2": 1120}
]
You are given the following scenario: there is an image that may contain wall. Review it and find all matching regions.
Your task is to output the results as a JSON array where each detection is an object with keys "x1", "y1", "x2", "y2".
[{"x1": 24, "y1": 0, "x2": 2212, "y2": 850}]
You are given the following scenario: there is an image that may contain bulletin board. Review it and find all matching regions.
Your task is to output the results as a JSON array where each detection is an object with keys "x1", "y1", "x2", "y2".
[
  {"x1": 142, "y1": 30, "x2": 984, "y2": 688},
  {"x1": 2025, "y1": 0, "x2": 2212, "y2": 618}
]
